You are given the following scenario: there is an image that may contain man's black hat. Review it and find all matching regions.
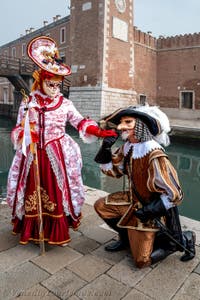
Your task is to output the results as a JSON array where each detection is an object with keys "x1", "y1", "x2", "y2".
[{"x1": 101, "y1": 106, "x2": 161, "y2": 136}]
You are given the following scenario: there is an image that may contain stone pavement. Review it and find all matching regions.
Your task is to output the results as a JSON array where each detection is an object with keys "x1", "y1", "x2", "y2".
[
  {"x1": 169, "y1": 118, "x2": 200, "y2": 139},
  {"x1": 0, "y1": 186, "x2": 200, "y2": 300},
  {"x1": 170, "y1": 118, "x2": 200, "y2": 130}
]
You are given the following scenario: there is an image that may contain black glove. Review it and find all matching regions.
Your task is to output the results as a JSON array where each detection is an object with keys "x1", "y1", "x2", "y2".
[
  {"x1": 94, "y1": 135, "x2": 118, "y2": 164},
  {"x1": 134, "y1": 198, "x2": 167, "y2": 223}
]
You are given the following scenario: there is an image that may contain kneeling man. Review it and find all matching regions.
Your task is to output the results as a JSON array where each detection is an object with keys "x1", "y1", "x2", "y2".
[{"x1": 94, "y1": 105, "x2": 195, "y2": 268}]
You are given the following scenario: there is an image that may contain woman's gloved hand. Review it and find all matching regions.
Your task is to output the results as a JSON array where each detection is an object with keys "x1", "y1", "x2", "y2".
[{"x1": 86, "y1": 125, "x2": 117, "y2": 138}]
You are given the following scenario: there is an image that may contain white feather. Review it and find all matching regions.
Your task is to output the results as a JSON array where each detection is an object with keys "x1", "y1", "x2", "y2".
[{"x1": 134, "y1": 105, "x2": 171, "y2": 146}]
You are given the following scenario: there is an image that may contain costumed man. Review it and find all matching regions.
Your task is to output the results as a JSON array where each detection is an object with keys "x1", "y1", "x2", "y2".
[
  {"x1": 6, "y1": 36, "x2": 116, "y2": 247},
  {"x1": 94, "y1": 105, "x2": 196, "y2": 268}
]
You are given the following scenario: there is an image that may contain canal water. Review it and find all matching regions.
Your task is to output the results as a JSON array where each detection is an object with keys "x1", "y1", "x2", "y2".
[{"x1": 0, "y1": 116, "x2": 200, "y2": 221}]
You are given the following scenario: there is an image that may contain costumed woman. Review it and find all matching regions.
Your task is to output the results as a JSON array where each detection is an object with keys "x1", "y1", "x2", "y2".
[
  {"x1": 6, "y1": 36, "x2": 116, "y2": 247},
  {"x1": 94, "y1": 105, "x2": 196, "y2": 268}
]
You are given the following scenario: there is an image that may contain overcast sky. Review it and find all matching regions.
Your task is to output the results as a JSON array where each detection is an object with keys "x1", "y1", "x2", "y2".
[
  {"x1": 134, "y1": 0, "x2": 200, "y2": 38},
  {"x1": 0, "y1": 0, "x2": 199, "y2": 46}
]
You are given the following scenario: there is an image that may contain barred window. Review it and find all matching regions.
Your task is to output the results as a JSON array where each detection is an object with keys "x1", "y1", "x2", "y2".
[
  {"x1": 60, "y1": 27, "x2": 66, "y2": 44},
  {"x1": 139, "y1": 94, "x2": 147, "y2": 106},
  {"x1": 12, "y1": 47, "x2": 16, "y2": 57},
  {"x1": 22, "y1": 43, "x2": 26, "y2": 56},
  {"x1": 180, "y1": 91, "x2": 194, "y2": 109}
]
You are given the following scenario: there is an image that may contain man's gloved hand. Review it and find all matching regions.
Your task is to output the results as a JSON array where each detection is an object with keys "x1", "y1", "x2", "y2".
[
  {"x1": 86, "y1": 125, "x2": 117, "y2": 138},
  {"x1": 134, "y1": 198, "x2": 167, "y2": 223},
  {"x1": 94, "y1": 135, "x2": 119, "y2": 164}
]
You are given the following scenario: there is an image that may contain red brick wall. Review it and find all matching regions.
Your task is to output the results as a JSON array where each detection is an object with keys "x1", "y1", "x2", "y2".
[
  {"x1": 106, "y1": 0, "x2": 133, "y2": 90},
  {"x1": 69, "y1": 0, "x2": 104, "y2": 87},
  {"x1": 134, "y1": 28, "x2": 157, "y2": 105},
  {"x1": 157, "y1": 35, "x2": 200, "y2": 109}
]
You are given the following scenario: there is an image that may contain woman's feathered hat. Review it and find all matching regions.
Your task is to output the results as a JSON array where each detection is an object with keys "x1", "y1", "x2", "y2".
[
  {"x1": 27, "y1": 36, "x2": 71, "y2": 76},
  {"x1": 100, "y1": 105, "x2": 171, "y2": 146}
]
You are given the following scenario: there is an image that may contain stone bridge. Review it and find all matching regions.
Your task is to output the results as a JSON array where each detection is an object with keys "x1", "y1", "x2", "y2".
[{"x1": 0, "y1": 55, "x2": 70, "y2": 118}]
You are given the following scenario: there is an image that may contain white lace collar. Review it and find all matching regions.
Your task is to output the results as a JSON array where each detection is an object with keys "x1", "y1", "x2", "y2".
[
  {"x1": 123, "y1": 140, "x2": 163, "y2": 159},
  {"x1": 30, "y1": 91, "x2": 62, "y2": 108}
]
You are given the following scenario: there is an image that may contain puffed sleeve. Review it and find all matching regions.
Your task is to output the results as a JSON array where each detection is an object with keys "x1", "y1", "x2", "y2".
[
  {"x1": 147, "y1": 155, "x2": 183, "y2": 207},
  {"x1": 66, "y1": 99, "x2": 98, "y2": 143}
]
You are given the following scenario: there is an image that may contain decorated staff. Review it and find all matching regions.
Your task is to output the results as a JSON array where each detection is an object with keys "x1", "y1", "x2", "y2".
[
  {"x1": 6, "y1": 36, "x2": 117, "y2": 249},
  {"x1": 20, "y1": 89, "x2": 45, "y2": 254}
]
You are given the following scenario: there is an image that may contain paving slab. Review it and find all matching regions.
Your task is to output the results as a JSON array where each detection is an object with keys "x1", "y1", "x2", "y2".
[
  {"x1": 41, "y1": 268, "x2": 86, "y2": 300},
  {"x1": 80, "y1": 223, "x2": 117, "y2": 244},
  {"x1": 173, "y1": 272, "x2": 200, "y2": 300},
  {"x1": 135, "y1": 249, "x2": 200, "y2": 300},
  {"x1": 67, "y1": 296, "x2": 80, "y2": 300},
  {"x1": 81, "y1": 203, "x2": 97, "y2": 218},
  {"x1": 0, "y1": 262, "x2": 49, "y2": 300},
  {"x1": 69, "y1": 228, "x2": 82, "y2": 240},
  {"x1": 194, "y1": 262, "x2": 200, "y2": 274},
  {"x1": 76, "y1": 274, "x2": 130, "y2": 300},
  {"x1": 79, "y1": 212, "x2": 103, "y2": 227},
  {"x1": 31, "y1": 246, "x2": 83, "y2": 274},
  {"x1": 0, "y1": 204, "x2": 11, "y2": 219},
  {"x1": 67, "y1": 253, "x2": 111, "y2": 282},
  {"x1": 14, "y1": 284, "x2": 59, "y2": 300},
  {"x1": 99, "y1": 222, "x2": 116, "y2": 233},
  {"x1": 107, "y1": 256, "x2": 152, "y2": 287},
  {"x1": 122, "y1": 289, "x2": 153, "y2": 300},
  {"x1": 180, "y1": 215, "x2": 200, "y2": 246},
  {"x1": 91, "y1": 243, "x2": 129, "y2": 265},
  {"x1": 84, "y1": 186, "x2": 108, "y2": 206},
  {"x1": 0, "y1": 223, "x2": 19, "y2": 251},
  {"x1": 0, "y1": 244, "x2": 38, "y2": 272},
  {"x1": 68, "y1": 235, "x2": 100, "y2": 255}
]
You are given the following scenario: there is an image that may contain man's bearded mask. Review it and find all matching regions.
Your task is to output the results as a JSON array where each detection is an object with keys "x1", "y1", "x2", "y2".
[{"x1": 117, "y1": 117, "x2": 153, "y2": 142}]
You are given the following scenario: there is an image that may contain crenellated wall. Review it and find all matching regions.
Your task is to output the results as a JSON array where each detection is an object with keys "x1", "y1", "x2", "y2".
[
  {"x1": 157, "y1": 33, "x2": 200, "y2": 49},
  {"x1": 134, "y1": 26, "x2": 157, "y2": 49},
  {"x1": 156, "y1": 32, "x2": 200, "y2": 111}
]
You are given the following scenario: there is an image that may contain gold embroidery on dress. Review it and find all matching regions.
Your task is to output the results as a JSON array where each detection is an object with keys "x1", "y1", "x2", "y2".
[
  {"x1": 25, "y1": 187, "x2": 57, "y2": 212},
  {"x1": 41, "y1": 187, "x2": 57, "y2": 212},
  {"x1": 25, "y1": 191, "x2": 38, "y2": 212}
]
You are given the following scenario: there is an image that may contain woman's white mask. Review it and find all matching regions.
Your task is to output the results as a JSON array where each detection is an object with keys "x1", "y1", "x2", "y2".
[{"x1": 42, "y1": 80, "x2": 62, "y2": 98}]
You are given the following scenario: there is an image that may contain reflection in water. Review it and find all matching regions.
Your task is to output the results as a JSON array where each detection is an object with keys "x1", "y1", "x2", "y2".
[
  {"x1": 0, "y1": 117, "x2": 15, "y2": 198},
  {"x1": 0, "y1": 117, "x2": 200, "y2": 221},
  {"x1": 167, "y1": 138, "x2": 200, "y2": 222}
]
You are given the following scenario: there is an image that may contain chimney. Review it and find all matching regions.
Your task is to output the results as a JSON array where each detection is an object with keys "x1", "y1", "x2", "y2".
[
  {"x1": 25, "y1": 29, "x2": 30, "y2": 35},
  {"x1": 43, "y1": 20, "x2": 48, "y2": 26},
  {"x1": 56, "y1": 14, "x2": 61, "y2": 20},
  {"x1": 29, "y1": 27, "x2": 34, "y2": 33},
  {"x1": 53, "y1": 16, "x2": 57, "y2": 22}
]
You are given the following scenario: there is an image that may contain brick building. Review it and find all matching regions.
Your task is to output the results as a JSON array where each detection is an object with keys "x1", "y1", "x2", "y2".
[{"x1": 0, "y1": 0, "x2": 200, "y2": 120}]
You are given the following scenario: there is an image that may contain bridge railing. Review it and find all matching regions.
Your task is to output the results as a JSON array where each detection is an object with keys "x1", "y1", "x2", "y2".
[
  {"x1": 0, "y1": 55, "x2": 35, "y2": 75},
  {"x1": 0, "y1": 54, "x2": 71, "y2": 99}
]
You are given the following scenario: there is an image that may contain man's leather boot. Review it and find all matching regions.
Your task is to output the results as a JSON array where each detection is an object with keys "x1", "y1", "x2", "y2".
[
  {"x1": 180, "y1": 230, "x2": 196, "y2": 262},
  {"x1": 150, "y1": 248, "x2": 172, "y2": 265},
  {"x1": 103, "y1": 218, "x2": 129, "y2": 252}
]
